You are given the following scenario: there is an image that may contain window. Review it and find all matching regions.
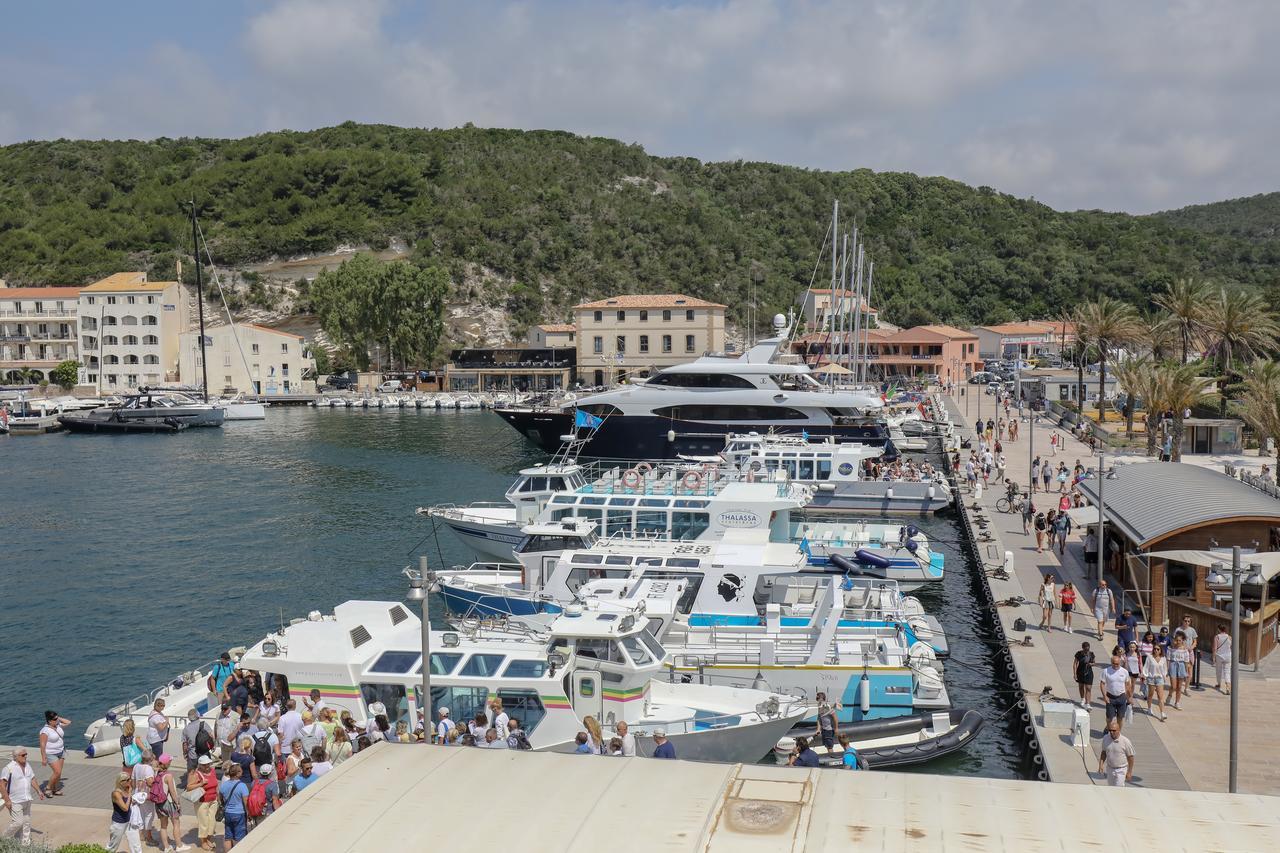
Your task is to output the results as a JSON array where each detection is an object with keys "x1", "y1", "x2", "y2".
[
  {"x1": 223, "y1": 353, "x2": 232, "y2": 367},
  {"x1": 87, "y1": 297, "x2": 96, "y2": 306},
  {"x1": 662, "y1": 335, "x2": 672, "y2": 353},
  {"x1": 103, "y1": 316, "x2": 116, "y2": 326},
  {"x1": 606, "y1": 510, "x2": 632, "y2": 536},
  {"x1": 646, "y1": 373, "x2": 754, "y2": 388},
  {"x1": 662, "y1": 309, "x2": 671, "y2": 322},
  {"x1": 126, "y1": 374, "x2": 138, "y2": 386},
  {"x1": 143, "y1": 335, "x2": 157, "y2": 345},
  {"x1": 282, "y1": 363, "x2": 290, "y2": 375},
  {"x1": 686, "y1": 309, "x2": 695, "y2": 321},
  {"x1": 147, "y1": 295, "x2": 156, "y2": 304},
  {"x1": 127, "y1": 295, "x2": 136, "y2": 304},
  {"x1": 575, "y1": 639, "x2": 626, "y2": 663},
  {"x1": 686, "y1": 335, "x2": 696, "y2": 353},
  {"x1": 82, "y1": 336, "x2": 97, "y2": 349},
  {"x1": 224, "y1": 375, "x2": 233, "y2": 386},
  {"x1": 593, "y1": 310, "x2": 603, "y2": 322},
  {"x1": 103, "y1": 335, "x2": 118, "y2": 346},
  {"x1": 621, "y1": 636, "x2": 655, "y2": 665},
  {"x1": 106, "y1": 373, "x2": 117, "y2": 385},
  {"x1": 281, "y1": 342, "x2": 289, "y2": 353},
  {"x1": 616, "y1": 335, "x2": 626, "y2": 354},
  {"x1": 251, "y1": 343, "x2": 260, "y2": 355},
  {"x1": 501, "y1": 660, "x2": 548, "y2": 678},
  {"x1": 104, "y1": 355, "x2": 119, "y2": 365},
  {"x1": 496, "y1": 689, "x2": 546, "y2": 734},
  {"x1": 671, "y1": 512, "x2": 710, "y2": 540},
  {"x1": 616, "y1": 310, "x2": 625, "y2": 322},
  {"x1": 107, "y1": 296, "x2": 117, "y2": 305},
  {"x1": 593, "y1": 336, "x2": 603, "y2": 354},
  {"x1": 142, "y1": 316, "x2": 157, "y2": 326},
  {"x1": 369, "y1": 650, "x2": 422, "y2": 674},
  {"x1": 359, "y1": 683, "x2": 409, "y2": 725},
  {"x1": 639, "y1": 310, "x2": 648, "y2": 322},
  {"x1": 639, "y1": 335, "x2": 649, "y2": 353},
  {"x1": 123, "y1": 335, "x2": 138, "y2": 345},
  {"x1": 459, "y1": 654, "x2": 506, "y2": 677},
  {"x1": 143, "y1": 355, "x2": 159, "y2": 365},
  {"x1": 82, "y1": 317, "x2": 96, "y2": 330},
  {"x1": 417, "y1": 653, "x2": 464, "y2": 675},
  {"x1": 124, "y1": 355, "x2": 139, "y2": 364},
  {"x1": 121, "y1": 315, "x2": 137, "y2": 326},
  {"x1": 422, "y1": 686, "x2": 488, "y2": 729}
]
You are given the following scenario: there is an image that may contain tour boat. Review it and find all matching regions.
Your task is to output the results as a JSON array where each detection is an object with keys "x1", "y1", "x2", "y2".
[
  {"x1": 217, "y1": 392, "x2": 267, "y2": 420},
  {"x1": 494, "y1": 316, "x2": 896, "y2": 460},
  {"x1": 2, "y1": 395, "x2": 63, "y2": 434}
]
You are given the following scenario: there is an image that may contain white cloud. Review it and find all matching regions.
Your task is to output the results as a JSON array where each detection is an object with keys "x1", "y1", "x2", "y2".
[{"x1": 1, "y1": 0, "x2": 1278, "y2": 212}]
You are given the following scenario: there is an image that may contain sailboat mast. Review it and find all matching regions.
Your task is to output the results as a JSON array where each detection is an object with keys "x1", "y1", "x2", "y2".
[
  {"x1": 828, "y1": 200, "x2": 839, "y2": 368},
  {"x1": 852, "y1": 242, "x2": 864, "y2": 377},
  {"x1": 849, "y1": 230, "x2": 861, "y2": 376},
  {"x1": 862, "y1": 261, "x2": 875, "y2": 384},
  {"x1": 190, "y1": 202, "x2": 209, "y2": 402}
]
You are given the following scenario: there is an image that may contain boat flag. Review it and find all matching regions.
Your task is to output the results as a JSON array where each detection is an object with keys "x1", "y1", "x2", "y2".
[{"x1": 574, "y1": 409, "x2": 603, "y2": 430}]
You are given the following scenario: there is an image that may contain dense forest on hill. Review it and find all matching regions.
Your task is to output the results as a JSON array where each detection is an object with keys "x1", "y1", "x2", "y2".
[
  {"x1": 3, "y1": 122, "x2": 1280, "y2": 330},
  {"x1": 1152, "y1": 192, "x2": 1280, "y2": 243}
]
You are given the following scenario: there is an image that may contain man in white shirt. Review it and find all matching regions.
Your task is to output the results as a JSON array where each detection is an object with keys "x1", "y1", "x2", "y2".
[
  {"x1": 483, "y1": 729, "x2": 508, "y2": 749},
  {"x1": 435, "y1": 708, "x2": 456, "y2": 745},
  {"x1": 1100, "y1": 654, "x2": 1133, "y2": 730},
  {"x1": 1097, "y1": 721, "x2": 1135, "y2": 787},
  {"x1": 2, "y1": 748, "x2": 46, "y2": 845},
  {"x1": 215, "y1": 703, "x2": 238, "y2": 764},
  {"x1": 277, "y1": 699, "x2": 304, "y2": 752},
  {"x1": 615, "y1": 721, "x2": 636, "y2": 757},
  {"x1": 147, "y1": 698, "x2": 170, "y2": 759}
]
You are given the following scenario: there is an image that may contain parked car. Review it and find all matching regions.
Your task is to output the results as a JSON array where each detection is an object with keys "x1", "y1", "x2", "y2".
[
  {"x1": 377, "y1": 380, "x2": 403, "y2": 393},
  {"x1": 323, "y1": 373, "x2": 358, "y2": 391}
]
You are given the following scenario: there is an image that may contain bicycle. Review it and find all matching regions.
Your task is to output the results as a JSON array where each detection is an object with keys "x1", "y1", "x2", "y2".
[{"x1": 995, "y1": 494, "x2": 1027, "y2": 514}]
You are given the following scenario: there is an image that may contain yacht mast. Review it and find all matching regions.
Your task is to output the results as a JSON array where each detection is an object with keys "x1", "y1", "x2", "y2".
[
  {"x1": 852, "y1": 242, "x2": 865, "y2": 377},
  {"x1": 189, "y1": 202, "x2": 209, "y2": 402},
  {"x1": 828, "y1": 200, "x2": 839, "y2": 369},
  {"x1": 861, "y1": 261, "x2": 875, "y2": 384},
  {"x1": 839, "y1": 233, "x2": 849, "y2": 371}
]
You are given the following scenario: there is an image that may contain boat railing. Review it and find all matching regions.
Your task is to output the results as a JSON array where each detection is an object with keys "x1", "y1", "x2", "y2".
[
  {"x1": 422, "y1": 502, "x2": 513, "y2": 521},
  {"x1": 100, "y1": 657, "x2": 225, "y2": 725}
]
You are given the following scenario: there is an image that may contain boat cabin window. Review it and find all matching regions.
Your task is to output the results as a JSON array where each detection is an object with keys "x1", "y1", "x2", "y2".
[
  {"x1": 551, "y1": 495, "x2": 576, "y2": 504},
  {"x1": 666, "y1": 558, "x2": 700, "y2": 568},
  {"x1": 645, "y1": 617, "x2": 665, "y2": 637},
  {"x1": 421, "y1": 686, "x2": 489, "y2": 731},
  {"x1": 639, "y1": 499, "x2": 668, "y2": 507},
  {"x1": 646, "y1": 373, "x2": 755, "y2": 388},
  {"x1": 607, "y1": 497, "x2": 636, "y2": 506},
  {"x1": 636, "y1": 556, "x2": 664, "y2": 567},
  {"x1": 518, "y1": 477, "x2": 549, "y2": 492},
  {"x1": 674, "y1": 500, "x2": 709, "y2": 509},
  {"x1": 654, "y1": 405, "x2": 809, "y2": 421},
  {"x1": 581, "y1": 497, "x2": 606, "y2": 506},
  {"x1": 551, "y1": 509, "x2": 575, "y2": 522},
  {"x1": 818, "y1": 460, "x2": 832, "y2": 479},
  {"x1": 605, "y1": 555, "x2": 633, "y2": 566},
  {"x1": 566, "y1": 567, "x2": 630, "y2": 593},
  {"x1": 501, "y1": 660, "x2": 548, "y2": 678},
  {"x1": 517, "y1": 534, "x2": 584, "y2": 554},
  {"x1": 570, "y1": 553, "x2": 604, "y2": 565},
  {"x1": 459, "y1": 654, "x2": 507, "y2": 677},
  {"x1": 580, "y1": 404, "x2": 622, "y2": 416},
  {"x1": 639, "y1": 570, "x2": 704, "y2": 613},
  {"x1": 369, "y1": 650, "x2": 421, "y2": 674},
  {"x1": 359, "y1": 683, "x2": 409, "y2": 726},
  {"x1": 671, "y1": 512, "x2": 709, "y2": 540},
  {"x1": 416, "y1": 653, "x2": 464, "y2": 675},
  {"x1": 620, "y1": 635, "x2": 656, "y2": 665},
  {"x1": 494, "y1": 688, "x2": 546, "y2": 734},
  {"x1": 639, "y1": 630, "x2": 666, "y2": 660},
  {"x1": 635, "y1": 511, "x2": 667, "y2": 534},
  {"x1": 606, "y1": 511, "x2": 632, "y2": 536},
  {"x1": 575, "y1": 639, "x2": 626, "y2": 664}
]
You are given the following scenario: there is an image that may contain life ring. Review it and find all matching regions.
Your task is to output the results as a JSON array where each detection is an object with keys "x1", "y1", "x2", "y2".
[
  {"x1": 635, "y1": 462, "x2": 653, "y2": 475},
  {"x1": 682, "y1": 470, "x2": 704, "y2": 490},
  {"x1": 622, "y1": 469, "x2": 642, "y2": 489}
]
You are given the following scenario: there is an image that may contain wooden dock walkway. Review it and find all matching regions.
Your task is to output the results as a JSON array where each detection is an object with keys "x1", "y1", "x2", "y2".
[{"x1": 940, "y1": 388, "x2": 1280, "y2": 794}]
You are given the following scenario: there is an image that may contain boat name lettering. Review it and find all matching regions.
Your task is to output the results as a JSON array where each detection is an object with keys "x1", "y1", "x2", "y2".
[{"x1": 717, "y1": 511, "x2": 761, "y2": 529}]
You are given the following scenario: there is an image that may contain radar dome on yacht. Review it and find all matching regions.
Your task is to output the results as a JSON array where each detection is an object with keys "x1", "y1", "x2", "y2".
[{"x1": 772, "y1": 313, "x2": 786, "y2": 330}]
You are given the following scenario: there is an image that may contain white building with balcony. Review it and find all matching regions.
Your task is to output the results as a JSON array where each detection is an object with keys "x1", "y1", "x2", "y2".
[
  {"x1": 0, "y1": 282, "x2": 82, "y2": 384},
  {"x1": 77, "y1": 272, "x2": 188, "y2": 392}
]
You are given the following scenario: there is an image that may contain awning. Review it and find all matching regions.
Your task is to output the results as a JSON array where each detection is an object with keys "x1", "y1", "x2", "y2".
[
  {"x1": 1066, "y1": 507, "x2": 1103, "y2": 527},
  {"x1": 1145, "y1": 549, "x2": 1280, "y2": 582},
  {"x1": 812, "y1": 362, "x2": 853, "y2": 375}
]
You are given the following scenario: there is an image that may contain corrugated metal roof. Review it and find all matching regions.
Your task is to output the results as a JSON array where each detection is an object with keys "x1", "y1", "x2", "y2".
[
  {"x1": 236, "y1": 744, "x2": 1280, "y2": 852},
  {"x1": 1076, "y1": 462, "x2": 1280, "y2": 547}
]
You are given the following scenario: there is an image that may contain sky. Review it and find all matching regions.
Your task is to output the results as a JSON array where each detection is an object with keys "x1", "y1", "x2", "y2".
[{"x1": 2, "y1": 0, "x2": 1277, "y2": 214}]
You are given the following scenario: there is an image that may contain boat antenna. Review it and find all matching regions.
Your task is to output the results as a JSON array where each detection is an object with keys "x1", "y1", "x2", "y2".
[{"x1": 189, "y1": 201, "x2": 209, "y2": 403}]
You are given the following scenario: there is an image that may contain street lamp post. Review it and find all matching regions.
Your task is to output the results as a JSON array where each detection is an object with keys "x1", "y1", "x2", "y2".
[
  {"x1": 1207, "y1": 549, "x2": 1264, "y2": 793},
  {"x1": 405, "y1": 556, "x2": 435, "y2": 739}
]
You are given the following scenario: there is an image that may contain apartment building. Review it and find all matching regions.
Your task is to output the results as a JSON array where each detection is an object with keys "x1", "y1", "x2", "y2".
[
  {"x1": 78, "y1": 272, "x2": 188, "y2": 392},
  {"x1": 178, "y1": 323, "x2": 315, "y2": 395},
  {"x1": 0, "y1": 281, "x2": 82, "y2": 384},
  {"x1": 526, "y1": 323, "x2": 576, "y2": 348},
  {"x1": 970, "y1": 320, "x2": 1076, "y2": 362},
  {"x1": 864, "y1": 324, "x2": 982, "y2": 382},
  {"x1": 573, "y1": 294, "x2": 726, "y2": 386}
]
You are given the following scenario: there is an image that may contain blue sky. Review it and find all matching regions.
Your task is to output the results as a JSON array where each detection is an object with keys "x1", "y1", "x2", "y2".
[{"x1": 3, "y1": 1, "x2": 1278, "y2": 214}]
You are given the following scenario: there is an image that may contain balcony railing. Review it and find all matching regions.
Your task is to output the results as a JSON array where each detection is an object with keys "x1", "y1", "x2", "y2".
[{"x1": 0, "y1": 308, "x2": 78, "y2": 318}]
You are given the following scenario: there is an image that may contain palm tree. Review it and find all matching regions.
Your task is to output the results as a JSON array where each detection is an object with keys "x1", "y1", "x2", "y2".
[
  {"x1": 1201, "y1": 287, "x2": 1280, "y2": 414},
  {"x1": 1075, "y1": 296, "x2": 1140, "y2": 423},
  {"x1": 1110, "y1": 357, "x2": 1153, "y2": 441},
  {"x1": 1235, "y1": 359, "x2": 1280, "y2": 471},
  {"x1": 1154, "y1": 361, "x2": 1216, "y2": 462},
  {"x1": 1133, "y1": 310, "x2": 1178, "y2": 361},
  {"x1": 1154, "y1": 277, "x2": 1209, "y2": 363}
]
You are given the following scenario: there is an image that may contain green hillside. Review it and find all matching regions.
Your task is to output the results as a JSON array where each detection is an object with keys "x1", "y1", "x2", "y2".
[
  {"x1": 1153, "y1": 192, "x2": 1280, "y2": 243},
  {"x1": 3, "y1": 122, "x2": 1280, "y2": 329}
]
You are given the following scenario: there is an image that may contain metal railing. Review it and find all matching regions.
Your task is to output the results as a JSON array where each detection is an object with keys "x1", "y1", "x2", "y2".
[{"x1": 1224, "y1": 463, "x2": 1280, "y2": 502}]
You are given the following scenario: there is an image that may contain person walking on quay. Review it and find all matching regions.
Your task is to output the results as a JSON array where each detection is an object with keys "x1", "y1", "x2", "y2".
[
  {"x1": 1038, "y1": 573, "x2": 1057, "y2": 630},
  {"x1": 995, "y1": 453, "x2": 1007, "y2": 485},
  {"x1": 147, "y1": 700, "x2": 171, "y2": 766},
  {"x1": 1168, "y1": 634, "x2": 1191, "y2": 709},
  {"x1": 1041, "y1": 460, "x2": 1053, "y2": 493},
  {"x1": 1021, "y1": 498, "x2": 1035, "y2": 535},
  {"x1": 1101, "y1": 654, "x2": 1133, "y2": 731},
  {"x1": 1123, "y1": 641, "x2": 1144, "y2": 701},
  {"x1": 1030, "y1": 456, "x2": 1041, "y2": 493},
  {"x1": 186, "y1": 755, "x2": 218, "y2": 852},
  {"x1": 1033, "y1": 511, "x2": 1048, "y2": 554},
  {"x1": 214, "y1": 703, "x2": 237, "y2": 767},
  {"x1": 1073, "y1": 642, "x2": 1096, "y2": 706},
  {"x1": 181, "y1": 709, "x2": 209, "y2": 789},
  {"x1": 1092, "y1": 581, "x2": 1115, "y2": 641},
  {"x1": 106, "y1": 775, "x2": 140, "y2": 853},
  {"x1": 38, "y1": 710, "x2": 70, "y2": 797},
  {"x1": 1009, "y1": 418, "x2": 1019, "y2": 442},
  {"x1": 1142, "y1": 644, "x2": 1170, "y2": 721},
  {"x1": 1115, "y1": 608, "x2": 1138, "y2": 651},
  {"x1": 1097, "y1": 721, "x2": 1136, "y2": 787},
  {"x1": 652, "y1": 730, "x2": 676, "y2": 759},
  {"x1": 2, "y1": 747, "x2": 47, "y2": 845},
  {"x1": 1213, "y1": 624, "x2": 1233, "y2": 695},
  {"x1": 1060, "y1": 582, "x2": 1078, "y2": 632},
  {"x1": 153, "y1": 754, "x2": 188, "y2": 853},
  {"x1": 1178, "y1": 616, "x2": 1200, "y2": 689},
  {"x1": 217, "y1": 764, "x2": 251, "y2": 849}
]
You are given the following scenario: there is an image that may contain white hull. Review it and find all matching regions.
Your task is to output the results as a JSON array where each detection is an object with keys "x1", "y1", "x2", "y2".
[{"x1": 221, "y1": 402, "x2": 267, "y2": 420}]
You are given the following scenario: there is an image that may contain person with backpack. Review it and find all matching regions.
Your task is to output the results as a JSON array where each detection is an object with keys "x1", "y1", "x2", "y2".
[
  {"x1": 244, "y1": 764, "x2": 280, "y2": 829},
  {"x1": 181, "y1": 710, "x2": 212, "y2": 789},
  {"x1": 151, "y1": 754, "x2": 186, "y2": 853},
  {"x1": 1073, "y1": 642, "x2": 1096, "y2": 705},
  {"x1": 250, "y1": 724, "x2": 278, "y2": 777},
  {"x1": 298, "y1": 712, "x2": 326, "y2": 756},
  {"x1": 506, "y1": 718, "x2": 533, "y2": 751},
  {"x1": 218, "y1": 764, "x2": 251, "y2": 847}
]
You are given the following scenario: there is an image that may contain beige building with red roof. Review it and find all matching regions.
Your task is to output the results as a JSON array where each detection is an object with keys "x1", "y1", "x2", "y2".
[
  {"x1": 573, "y1": 294, "x2": 726, "y2": 385},
  {"x1": 78, "y1": 272, "x2": 189, "y2": 392},
  {"x1": 971, "y1": 320, "x2": 1075, "y2": 361},
  {"x1": 0, "y1": 281, "x2": 83, "y2": 383},
  {"x1": 179, "y1": 322, "x2": 315, "y2": 395},
  {"x1": 865, "y1": 324, "x2": 982, "y2": 382},
  {"x1": 526, "y1": 323, "x2": 576, "y2": 348}
]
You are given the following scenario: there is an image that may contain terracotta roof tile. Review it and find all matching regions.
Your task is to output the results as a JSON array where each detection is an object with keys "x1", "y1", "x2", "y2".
[
  {"x1": 0, "y1": 286, "x2": 83, "y2": 299},
  {"x1": 81, "y1": 273, "x2": 173, "y2": 293},
  {"x1": 535, "y1": 323, "x2": 576, "y2": 332},
  {"x1": 574, "y1": 294, "x2": 726, "y2": 310}
]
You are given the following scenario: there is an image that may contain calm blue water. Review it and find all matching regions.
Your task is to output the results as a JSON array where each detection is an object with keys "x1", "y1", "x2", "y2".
[{"x1": 0, "y1": 409, "x2": 1022, "y2": 778}]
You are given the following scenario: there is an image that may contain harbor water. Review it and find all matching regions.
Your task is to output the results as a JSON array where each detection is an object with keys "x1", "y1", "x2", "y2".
[{"x1": 0, "y1": 408, "x2": 1025, "y2": 778}]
